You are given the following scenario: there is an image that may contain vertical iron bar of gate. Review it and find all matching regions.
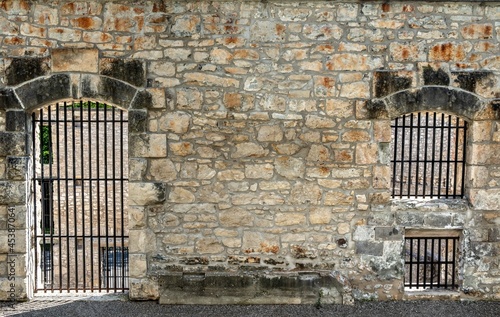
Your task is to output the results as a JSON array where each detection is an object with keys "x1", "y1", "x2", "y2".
[
  {"x1": 96, "y1": 103, "x2": 102, "y2": 291},
  {"x1": 56, "y1": 104, "x2": 62, "y2": 291},
  {"x1": 88, "y1": 102, "x2": 94, "y2": 291},
  {"x1": 72, "y1": 104, "x2": 78, "y2": 291},
  {"x1": 407, "y1": 114, "x2": 414, "y2": 197},
  {"x1": 40, "y1": 108, "x2": 47, "y2": 291},
  {"x1": 452, "y1": 238, "x2": 457, "y2": 288},
  {"x1": 104, "y1": 104, "x2": 110, "y2": 292},
  {"x1": 79, "y1": 102, "x2": 86, "y2": 291},
  {"x1": 64, "y1": 104, "x2": 70, "y2": 291},
  {"x1": 391, "y1": 117, "x2": 399, "y2": 197},
  {"x1": 422, "y1": 113, "x2": 428, "y2": 198},
  {"x1": 112, "y1": 106, "x2": 117, "y2": 289},
  {"x1": 48, "y1": 105, "x2": 54, "y2": 291},
  {"x1": 399, "y1": 115, "x2": 406, "y2": 198},
  {"x1": 415, "y1": 113, "x2": 421, "y2": 197},
  {"x1": 453, "y1": 117, "x2": 460, "y2": 197},
  {"x1": 120, "y1": 109, "x2": 125, "y2": 290},
  {"x1": 461, "y1": 123, "x2": 467, "y2": 197},
  {"x1": 430, "y1": 114, "x2": 436, "y2": 198},
  {"x1": 31, "y1": 113, "x2": 38, "y2": 292},
  {"x1": 437, "y1": 113, "x2": 445, "y2": 198},
  {"x1": 445, "y1": 115, "x2": 452, "y2": 198},
  {"x1": 408, "y1": 238, "x2": 413, "y2": 288}
]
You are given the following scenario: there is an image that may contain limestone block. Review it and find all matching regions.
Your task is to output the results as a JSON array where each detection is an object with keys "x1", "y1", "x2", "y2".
[
  {"x1": 355, "y1": 143, "x2": 378, "y2": 164},
  {"x1": 150, "y1": 159, "x2": 177, "y2": 182},
  {"x1": 129, "y1": 253, "x2": 147, "y2": 278},
  {"x1": 275, "y1": 213, "x2": 306, "y2": 226},
  {"x1": 169, "y1": 187, "x2": 195, "y2": 203},
  {"x1": 309, "y1": 207, "x2": 332, "y2": 225},
  {"x1": 128, "y1": 182, "x2": 166, "y2": 205},
  {"x1": 242, "y1": 232, "x2": 280, "y2": 254},
  {"x1": 129, "y1": 277, "x2": 159, "y2": 300},
  {"x1": 232, "y1": 142, "x2": 268, "y2": 158},
  {"x1": 324, "y1": 191, "x2": 354, "y2": 206},
  {"x1": 52, "y1": 48, "x2": 98, "y2": 73},
  {"x1": 244, "y1": 164, "x2": 274, "y2": 179},
  {"x1": 303, "y1": 24, "x2": 342, "y2": 41},
  {"x1": 6, "y1": 110, "x2": 25, "y2": 132},
  {"x1": 129, "y1": 134, "x2": 167, "y2": 158},
  {"x1": 157, "y1": 111, "x2": 191, "y2": 134},
  {"x1": 326, "y1": 54, "x2": 383, "y2": 71},
  {"x1": 196, "y1": 237, "x2": 224, "y2": 254},
  {"x1": 290, "y1": 182, "x2": 322, "y2": 204},
  {"x1": 325, "y1": 99, "x2": 354, "y2": 118},
  {"x1": 274, "y1": 157, "x2": 305, "y2": 179},
  {"x1": 176, "y1": 88, "x2": 202, "y2": 110},
  {"x1": 0, "y1": 181, "x2": 25, "y2": 204},
  {"x1": 219, "y1": 208, "x2": 254, "y2": 227},
  {"x1": 469, "y1": 189, "x2": 500, "y2": 210},
  {"x1": 6, "y1": 157, "x2": 28, "y2": 180},
  {"x1": 250, "y1": 21, "x2": 286, "y2": 42},
  {"x1": 257, "y1": 125, "x2": 283, "y2": 142},
  {"x1": 129, "y1": 229, "x2": 156, "y2": 253},
  {"x1": 171, "y1": 15, "x2": 201, "y2": 37},
  {"x1": 306, "y1": 144, "x2": 331, "y2": 162},
  {"x1": 305, "y1": 115, "x2": 336, "y2": 129},
  {"x1": 128, "y1": 203, "x2": 147, "y2": 229}
]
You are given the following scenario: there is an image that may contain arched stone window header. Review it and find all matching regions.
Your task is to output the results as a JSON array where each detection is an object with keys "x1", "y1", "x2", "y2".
[{"x1": 368, "y1": 86, "x2": 499, "y2": 121}]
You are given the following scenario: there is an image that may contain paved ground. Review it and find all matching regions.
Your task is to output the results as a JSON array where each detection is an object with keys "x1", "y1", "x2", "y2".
[{"x1": 1, "y1": 295, "x2": 499, "y2": 317}]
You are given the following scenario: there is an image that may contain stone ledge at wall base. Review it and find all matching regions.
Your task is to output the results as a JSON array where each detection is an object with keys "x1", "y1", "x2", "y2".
[{"x1": 158, "y1": 271, "x2": 353, "y2": 305}]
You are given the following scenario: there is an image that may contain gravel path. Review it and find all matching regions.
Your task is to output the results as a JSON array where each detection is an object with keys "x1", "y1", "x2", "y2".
[{"x1": 1, "y1": 299, "x2": 499, "y2": 317}]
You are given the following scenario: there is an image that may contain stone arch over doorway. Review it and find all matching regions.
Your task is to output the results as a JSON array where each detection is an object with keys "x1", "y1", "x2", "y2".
[
  {"x1": 367, "y1": 86, "x2": 498, "y2": 121},
  {"x1": 0, "y1": 71, "x2": 151, "y2": 299}
]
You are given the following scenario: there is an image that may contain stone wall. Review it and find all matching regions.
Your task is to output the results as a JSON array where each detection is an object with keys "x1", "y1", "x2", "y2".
[{"x1": 1, "y1": 0, "x2": 500, "y2": 303}]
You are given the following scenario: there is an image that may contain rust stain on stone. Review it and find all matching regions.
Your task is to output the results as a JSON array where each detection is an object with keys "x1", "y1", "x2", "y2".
[
  {"x1": 73, "y1": 17, "x2": 94, "y2": 29},
  {"x1": 403, "y1": 5, "x2": 414, "y2": 12},
  {"x1": 275, "y1": 24, "x2": 286, "y2": 35},
  {"x1": 382, "y1": 3, "x2": 391, "y2": 12}
]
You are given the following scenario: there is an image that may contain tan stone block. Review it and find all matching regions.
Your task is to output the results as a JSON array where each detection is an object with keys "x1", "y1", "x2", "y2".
[
  {"x1": 233, "y1": 142, "x2": 268, "y2": 158},
  {"x1": 318, "y1": 179, "x2": 342, "y2": 189},
  {"x1": 429, "y1": 42, "x2": 470, "y2": 62},
  {"x1": 196, "y1": 237, "x2": 224, "y2": 254},
  {"x1": 158, "y1": 112, "x2": 191, "y2": 134},
  {"x1": 48, "y1": 27, "x2": 82, "y2": 42},
  {"x1": 129, "y1": 229, "x2": 156, "y2": 253},
  {"x1": 356, "y1": 143, "x2": 378, "y2": 164},
  {"x1": 461, "y1": 24, "x2": 493, "y2": 39},
  {"x1": 149, "y1": 61, "x2": 175, "y2": 77},
  {"x1": 342, "y1": 130, "x2": 371, "y2": 142},
  {"x1": 325, "y1": 99, "x2": 354, "y2": 118},
  {"x1": 214, "y1": 228, "x2": 238, "y2": 237},
  {"x1": 373, "y1": 165, "x2": 391, "y2": 189},
  {"x1": 34, "y1": 4, "x2": 59, "y2": 25},
  {"x1": 259, "y1": 181, "x2": 291, "y2": 191},
  {"x1": 217, "y1": 169, "x2": 245, "y2": 181},
  {"x1": 374, "y1": 121, "x2": 391, "y2": 142},
  {"x1": 129, "y1": 254, "x2": 147, "y2": 278},
  {"x1": 169, "y1": 187, "x2": 195, "y2": 203},
  {"x1": 242, "y1": 232, "x2": 280, "y2": 254},
  {"x1": 52, "y1": 48, "x2": 98, "y2": 73},
  {"x1": 169, "y1": 142, "x2": 195, "y2": 156},
  {"x1": 470, "y1": 121, "x2": 492, "y2": 142},
  {"x1": 340, "y1": 82, "x2": 370, "y2": 99},
  {"x1": 129, "y1": 205, "x2": 146, "y2": 229},
  {"x1": 324, "y1": 191, "x2": 354, "y2": 206},
  {"x1": 245, "y1": 163, "x2": 274, "y2": 179},
  {"x1": 272, "y1": 143, "x2": 302, "y2": 155},
  {"x1": 333, "y1": 149, "x2": 353, "y2": 163},
  {"x1": 220, "y1": 208, "x2": 254, "y2": 227},
  {"x1": 129, "y1": 182, "x2": 165, "y2": 205},
  {"x1": 20, "y1": 23, "x2": 46, "y2": 38},
  {"x1": 162, "y1": 234, "x2": 188, "y2": 245},
  {"x1": 290, "y1": 182, "x2": 322, "y2": 204},
  {"x1": 337, "y1": 223, "x2": 351, "y2": 235},
  {"x1": 150, "y1": 158, "x2": 177, "y2": 182},
  {"x1": 275, "y1": 213, "x2": 306, "y2": 226},
  {"x1": 326, "y1": 54, "x2": 383, "y2": 71},
  {"x1": 210, "y1": 48, "x2": 233, "y2": 64},
  {"x1": 306, "y1": 166, "x2": 331, "y2": 178},
  {"x1": 260, "y1": 94, "x2": 286, "y2": 111},
  {"x1": 305, "y1": 115, "x2": 336, "y2": 129},
  {"x1": 171, "y1": 15, "x2": 201, "y2": 37},
  {"x1": 184, "y1": 72, "x2": 239, "y2": 88},
  {"x1": 275, "y1": 156, "x2": 305, "y2": 179},
  {"x1": 310, "y1": 207, "x2": 332, "y2": 224},
  {"x1": 306, "y1": 144, "x2": 331, "y2": 162},
  {"x1": 176, "y1": 88, "x2": 202, "y2": 110},
  {"x1": 257, "y1": 125, "x2": 283, "y2": 142},
  {"x1": 232, "y1": 192, "x2": 284, "y2": 205}
]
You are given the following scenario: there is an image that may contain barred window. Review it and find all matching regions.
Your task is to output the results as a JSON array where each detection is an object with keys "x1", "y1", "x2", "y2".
[{"x1": 391, "y1": 112, "x2": 467, "y2": 199}]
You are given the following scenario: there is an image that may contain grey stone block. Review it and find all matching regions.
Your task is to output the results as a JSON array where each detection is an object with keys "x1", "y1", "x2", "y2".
[{"x1": 356, "y1": 241, "x2": 384, "y2": 256}]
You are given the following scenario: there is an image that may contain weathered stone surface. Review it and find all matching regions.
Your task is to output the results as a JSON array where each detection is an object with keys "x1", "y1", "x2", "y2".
[
  {"x1": 129, "y1": 182, "x2": 166, "y2": 205},
  {"x1": 356, "y1": 241, "x2": 383, "y2": 256},
  {"x1": 16, "y1": 74, "x2": 72, "y2": 111},
  {"x1": 81, "y1": 75, "x2": 137, "y2": 109},
  {"x1": 52, "y1": 48, "x2": 98, "y2": 73},
  {"x1": 5, "y1": 57, "x2": 49, "y2": 86},
  {"x1": 0, "y1": 132, "x2": 25, "y2": 156}
]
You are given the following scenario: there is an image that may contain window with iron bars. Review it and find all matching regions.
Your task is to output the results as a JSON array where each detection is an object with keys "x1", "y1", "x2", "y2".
[
  {"x1": 101, "y1": 247, "x2": 129, "y2": 290},
  {"x1": 405, "y1": 231, "x2": 460, "y2": 290},
  {"x1": 391, "y1": 112, "x2": 467, "y2": 199}
]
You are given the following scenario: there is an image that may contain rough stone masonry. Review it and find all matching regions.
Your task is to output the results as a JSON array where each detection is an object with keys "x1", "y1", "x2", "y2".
[{"x1": 1, "y1": 0, "x2": 500, "y2": 304}]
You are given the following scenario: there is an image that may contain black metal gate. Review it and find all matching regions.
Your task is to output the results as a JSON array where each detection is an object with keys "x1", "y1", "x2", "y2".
[{"x1": 32, "y1": 101, "x2": 129, "y2": 292}]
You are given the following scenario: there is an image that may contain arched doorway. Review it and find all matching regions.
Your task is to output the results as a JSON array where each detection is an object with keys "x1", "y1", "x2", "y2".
[{"x1": 31, "y1": 100, "x2": 129, "y2": 293}]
